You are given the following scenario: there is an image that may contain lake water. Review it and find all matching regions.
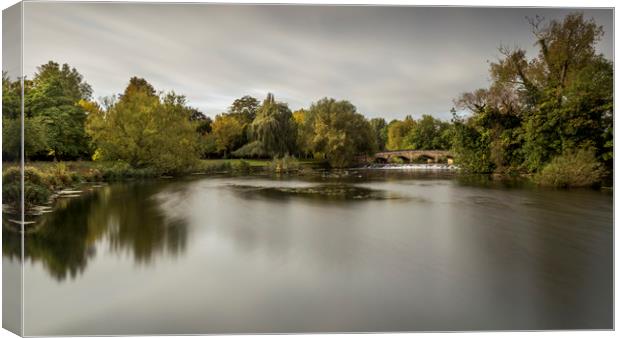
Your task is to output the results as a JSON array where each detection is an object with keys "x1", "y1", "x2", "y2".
[{"x1": 2, "y1": 170, "x2": 613, "y2": 334}]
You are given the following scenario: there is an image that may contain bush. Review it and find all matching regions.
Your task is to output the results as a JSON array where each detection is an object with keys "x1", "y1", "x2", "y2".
[
  {"x1": 195, "y1": 161, "x2": 232, "y2": 173},
  {"x1": 100, "y1": 161, "x2": 133, "y2": 181},
  {"x1": 231, "y1": 141, "x2": 268, "y2": 158},
  {"x1": 99, "y1": 161, "x2": 160, "y2": 180},
  {"x1": 534, "y1": 148, "x2": 605, "y2": 188},
  {"x1": 2, "y1": 167, "x2": 52, "y2": 208},
  {"x1": 50, "y1": 162, "x2": 73, "y2": 187},
  {"x1": 232, "y1": 160, "x2": 251, "y2": 173}
]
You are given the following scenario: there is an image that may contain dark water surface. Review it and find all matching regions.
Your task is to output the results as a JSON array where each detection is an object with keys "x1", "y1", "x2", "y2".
[{"x1": 2, "y1": 171, "x2": 613, "y2": 334}]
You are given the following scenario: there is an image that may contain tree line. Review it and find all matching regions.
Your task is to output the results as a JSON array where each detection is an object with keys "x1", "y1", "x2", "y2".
[
  {"x1": 2, "y1": 63, "x2": 452, "y2": 170},
  {"x1": 2, "y1": 12, "x2": 613, "y2": 183}
]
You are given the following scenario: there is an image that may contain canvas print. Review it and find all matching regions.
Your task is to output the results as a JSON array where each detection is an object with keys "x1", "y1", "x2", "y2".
[{"x1": 1, "y1": 2, "x2": 614, "y2": 336}]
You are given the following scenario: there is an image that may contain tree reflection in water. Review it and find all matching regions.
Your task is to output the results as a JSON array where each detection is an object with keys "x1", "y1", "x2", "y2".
[{"x1": 2, "y1": 181, "x2": 188, "y2": 281}]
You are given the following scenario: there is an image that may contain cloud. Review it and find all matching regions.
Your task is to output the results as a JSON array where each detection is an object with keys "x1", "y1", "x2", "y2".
[{"x1": 20, "y1": 3, "x2": 613, "y2": 120}]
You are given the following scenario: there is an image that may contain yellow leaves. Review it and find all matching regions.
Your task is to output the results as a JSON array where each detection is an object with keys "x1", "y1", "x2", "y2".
[
  {"x1": 211, "y1": 114, "x2": 244, "y2": 153},
  {"x1": 92, "y1": 149, "x2": 104, "y2": 162}
]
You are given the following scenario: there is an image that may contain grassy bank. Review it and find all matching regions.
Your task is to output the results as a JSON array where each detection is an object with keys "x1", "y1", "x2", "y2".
[
  {"x1": 1, "y1": 159, "x2": 273, "y2": 209},
  {"x1": 1, "y1": 158, "x2": 327, "y2": 209}
]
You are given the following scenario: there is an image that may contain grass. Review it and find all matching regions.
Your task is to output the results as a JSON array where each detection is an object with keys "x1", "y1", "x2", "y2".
[{"x1": 534, "y1": 148, "x2": 606, "y2": 188}]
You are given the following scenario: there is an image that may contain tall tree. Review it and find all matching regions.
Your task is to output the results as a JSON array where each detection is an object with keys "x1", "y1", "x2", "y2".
[
  {"x1": 210, "y1": 113, "x2": 245, "y2": 157},
  {"x1": 228, "y1": 95, "x2": 260, "y2": 123},
  {"x1": 386, "y1": 116, "x2": 415, "y2": 150},
  {"x1": 250, "y1": 93, "x2": 297, "y2": 157},
  {"x1": 454, "y1": 12, "x2": 612, "y2": 173},
  {"x1": 85, "y1": 78, "x2": 199, "y2": 172},
  {"x1": 26, "y1": 61, "x2": 93, "y2": 159},
  {"x1": 305, "y1": 98, "x2": 376, "y2": 167},
  {"x1": 369, "y1": 118, "x2": 388, "y2": 151},
  {"x1": 404, "y1": 115, "x2": 452, "y2": 150}
]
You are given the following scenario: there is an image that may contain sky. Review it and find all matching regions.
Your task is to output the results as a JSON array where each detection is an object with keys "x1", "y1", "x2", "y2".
[{"x1": 11, "y1": 3, "x2": 615, "y2": 120}]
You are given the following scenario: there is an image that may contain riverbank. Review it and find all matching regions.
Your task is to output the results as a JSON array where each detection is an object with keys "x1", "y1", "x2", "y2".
[
  {"x1": 2, "y1": 157, "x2": 611, "y2": 215},
  {"x1": 1, "y1": 159, "x2": 273, "y2": 210}
]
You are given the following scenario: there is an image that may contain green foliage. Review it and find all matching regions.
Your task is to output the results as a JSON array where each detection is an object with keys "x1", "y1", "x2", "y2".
[
  {"x1": 292, "y1": 109, "x2": 313, "y2": 158},
  {"x1": 2, "y1": 167, "x2": 52, "y2": 208},
  {"x1": 189, "y1": 109, "x2": 212, "y2": 135},
  {"x1": 99, "y1": 161, "x2": 159, "y2": 181},
  {"x1": 534, "y1": 148, "x2": 605, "y2": 188},
  {"x1": 250, "y1": 93, "x2": 297, "y2": 157},
  {"x1": 197, "y1": 133, "x2": 219, "y2": 158},
  {"x1": 2, "y1": 116, "x2": 49, "y2": 160},
  {"x1": 85, "y1": 78, "x2": 200, "y2": 173},
  {"x1": 2, "y1": 71, "x2": 22, "y2": 119},
  {"x1": 453, "y1": 12, "x2": 612, "y2": 183},
  {"x1": 369, "y1": 118, "x2": 388, "y2": 151},
  {"x1": 231, "y1": 160, "x2": 252, "y2": 173},
  {"x1": 25, "y1": 61, "x2": 92, "y2": 159},
  {"x1": 210, "y1": 113, "x2": 245, "y2": 156},
  {"x1": 231, "y1": 140, "x2": 267, "y2": 158},
  {"x1": 228, "y1": 95, "x2": 260, "y2": 123},
  {"x1": 304, "y1": 98, "x2": 376, "y2": 168},
  {"x1": 403, "y1": 114, "x2": 452, "y2": 150},
  {"x1": 386, "y1": 116, "x2": 415, "y2": 150},
  {"x1": 450, "y1": 113, "x2": 494, "y2": 173}
]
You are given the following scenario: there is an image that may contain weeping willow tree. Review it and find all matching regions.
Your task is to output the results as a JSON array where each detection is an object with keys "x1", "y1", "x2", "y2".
[{"x1": 248, "y1": 93, "x2": 297, "y2": 157}]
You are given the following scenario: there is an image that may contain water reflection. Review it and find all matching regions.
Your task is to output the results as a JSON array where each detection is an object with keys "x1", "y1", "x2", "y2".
[
  {"x1": 3, "y1": 182, "x2": 188, "y2": 280},
  {"x1": 2, "y1": 172, "x2": 613, "y2": 333}
]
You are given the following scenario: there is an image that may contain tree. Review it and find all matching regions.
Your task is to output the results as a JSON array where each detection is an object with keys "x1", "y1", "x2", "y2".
[
  {"x1": 210, "y1": 113, "x2": 245, "y2": 157},
  {"x1": 121, "y1": 76, "x2": 156, "y2": 98},
  {"x1": 305, "y1": 98, "x2": 376, "y2": 167},
  {"x1": 454, "y1": 12, "x2": 612, "y2": 175},
  {"x1": 188, "y1": 108, "x2": 213, "y2": 135},
  {"x1": 404, "y1": 115, "x2": 452, "y2": 150},
  {"x1": 2, "y1": 71, "x2": 22, "y2": 119},
  {"x1": 228, "y1": 95, "x2": 259, "y2": 123},
  {"x1": 293, "y1": 109, "x2": 313, "y2": 158},
  {"x1": 386, "y1": 116, "x2": 415, "y2": 150},
  {"x1": 85, "y1": 78, "x2": 199, "y2": 173},
  {"x1": 249, "y1": 93, "x2": 297, "y2": 157},
  {"x1": 369, "y1": 118, "x2": 388, "y2": 151},
  {"x1": 2, "y1": 117, "x2": 48, "y2": 161},
  {"x1": 25, "y1": 61, "x2": 92, "y2": 159}
]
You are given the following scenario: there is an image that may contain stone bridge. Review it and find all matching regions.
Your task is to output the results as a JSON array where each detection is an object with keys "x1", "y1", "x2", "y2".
[{"x1": 362, "y1": 150, "x2": 453, "y2": 164}]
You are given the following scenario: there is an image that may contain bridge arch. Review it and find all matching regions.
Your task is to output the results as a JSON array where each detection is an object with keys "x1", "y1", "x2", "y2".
[{"x1": 370, "y1": 150, "x2": 453, "y2": 164}]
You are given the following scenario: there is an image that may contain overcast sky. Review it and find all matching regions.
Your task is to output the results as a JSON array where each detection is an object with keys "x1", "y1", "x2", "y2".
[{"x1": 15, "y1": 3, "x2": 614, "y2": 120}]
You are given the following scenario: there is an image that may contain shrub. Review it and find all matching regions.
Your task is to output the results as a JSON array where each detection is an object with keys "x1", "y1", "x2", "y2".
[
  {"x1": 2, "y1": 167, "x2": 52, "y2": 208},
  {"x1": 231, "y1": 141, "x2": 268, "y2": 158},
  {"x1": 232, "y1": 160, "x2": 251, "y2": 173},
  {"x1": 51, "y1": 162, "x2": 73, "y2": 187},
  {"x1": 535, "y1": 148, "x2": 605, "y2": 188},
  {"x1": 195, "y1": 161, "x2": 232, "y2": 173},
  {"x1": 100, "y1": 161, "x2": 133, "y2": 181}
]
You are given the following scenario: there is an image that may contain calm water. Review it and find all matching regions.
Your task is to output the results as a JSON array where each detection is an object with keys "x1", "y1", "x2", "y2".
[{"x1": 2, "y1": 171, "x2": 613, "y2": 334}]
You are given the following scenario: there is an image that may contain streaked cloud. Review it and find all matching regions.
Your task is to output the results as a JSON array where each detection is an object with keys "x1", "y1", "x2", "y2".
[{"x1": 20, "y1": 3, "x2": 613, "y2": 120}]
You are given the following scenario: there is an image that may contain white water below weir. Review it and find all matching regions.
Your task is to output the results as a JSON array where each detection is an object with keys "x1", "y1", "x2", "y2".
[{"x1": 360, "y1": 163, "x2": 459, "y2": 170}]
